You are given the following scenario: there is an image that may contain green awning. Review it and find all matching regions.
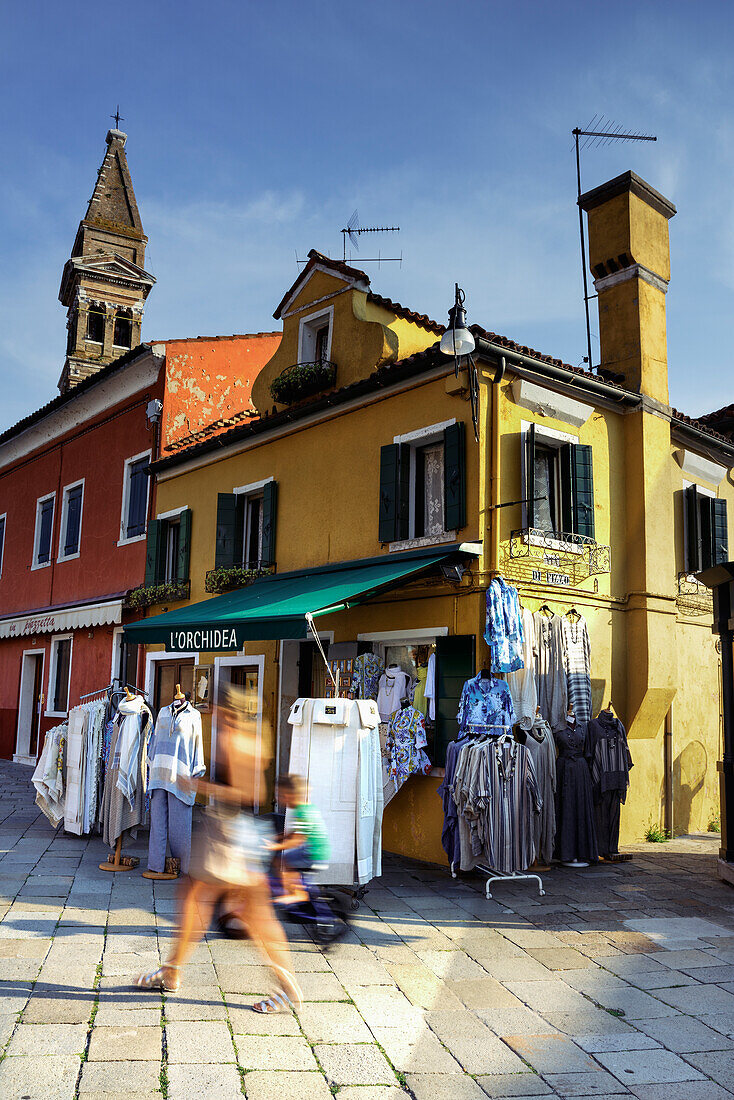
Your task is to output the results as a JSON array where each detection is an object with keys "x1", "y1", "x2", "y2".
[{"x1": 123, "y1": 546, "x2": 470, "y2": 651}]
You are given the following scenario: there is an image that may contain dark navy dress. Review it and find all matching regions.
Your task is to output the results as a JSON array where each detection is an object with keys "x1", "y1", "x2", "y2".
[{"x1": 553, "y1": 722, "x2": 598, "y2": 863}]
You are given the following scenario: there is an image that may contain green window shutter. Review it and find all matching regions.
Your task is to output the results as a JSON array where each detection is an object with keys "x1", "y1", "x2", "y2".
[
  {"x1": 434, "y1": 634, "x2": 475, "y2": 767},
  {"x1": 443, "y1": 421, "x2": 466, "y2": 531},
  {"x1": 144, "y1": 520, "x2": 163, "y2": 587},
  {"x1": 572, "y1": 443, "x2": 595, "y2": 539},
  {"x1": 526, "y1": 423, "x2": 537, "y2": 529},
  {"x1": 261, "y1": 480, "x2": 278, "y2": 567},
  {"x1": 560, "y1": 443, "x2": 595, "y2": 539},
  {"x1": 176, "y1": 509, "x2": 192, "y2": 582},
  {"x1": 685, "y1": 484, "x2": 702, "y2": 572},
  {"x1": 398, "y1": 445, "x2": 411, "y2": 540},
  {"x1": 712, "y1": 498, "x2": 729, "y2": 566},
  {"x1": 379, "y1": 444, "x2": 400, "y2": 542},
  {"x1": 215, "y1": 493, "x2": 239, "y2": 568}
]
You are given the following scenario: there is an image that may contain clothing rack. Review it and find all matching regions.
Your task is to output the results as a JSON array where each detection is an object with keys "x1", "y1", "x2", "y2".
[{"x1": 450, "y1": 728, "x2": 546, "y2": 899}]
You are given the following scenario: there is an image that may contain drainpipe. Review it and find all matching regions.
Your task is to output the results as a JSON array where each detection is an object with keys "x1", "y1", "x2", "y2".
[
  {"x1": 664, "y1": 706, "x2": 674, "y2": 837},
  {"x1": 489, "y1": 358, "x2": 505, "y2": 575}
]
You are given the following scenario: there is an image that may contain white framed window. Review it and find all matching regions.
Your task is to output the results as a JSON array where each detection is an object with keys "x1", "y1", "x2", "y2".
[
  {"x1": 57, "y1": 479, "x2": 84, "y2": 562},
  {"x1": 118, "y1": 450, "x2": 151, "y2": 546},
  {"x1": 233, "y1": 477, "x2": 273, "y2": 568},
  {"x1": 520, "y1": 421, "x2": 587, "y2": 552},
  {"x1": 46, "y1": 634, "x2": 73, "y2": 717},
  {"x1": 32, "y1": 492, "x2": 56, "y2": 569},
  {"x1": 298, "y1": 306, "x2": 333, "y2": 363},
  {"x1": 0, "y1": 512, "x2": 6, "y2": 579},
  {"x1": 392, "y1": 419, "x2": 456, "y2": 545},
  {"x1": 163, "y1": 516, "x2": 181, "y2": 582}
]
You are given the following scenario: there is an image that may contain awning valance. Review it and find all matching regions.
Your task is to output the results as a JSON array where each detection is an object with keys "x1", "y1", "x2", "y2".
[
  {"x1": 123, "y1": 546, "x2": 474, "y2": 651},
  {"x1": 0, "y1": 598, "x2": 123, "y2": 640}
]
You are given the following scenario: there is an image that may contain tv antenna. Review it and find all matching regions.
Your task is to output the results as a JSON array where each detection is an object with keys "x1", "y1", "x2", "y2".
[
  {"x1": 573, "y1": 118, "x2": 657, "y2": 371},
  {"x1": 341, "y1": 210, "x2": 401, "y2": 264}
]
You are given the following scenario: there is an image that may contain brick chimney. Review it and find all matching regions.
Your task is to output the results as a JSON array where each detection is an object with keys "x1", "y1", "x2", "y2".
[{"x1": 579, "y1": 171, "x2": 676, "y2": 405}]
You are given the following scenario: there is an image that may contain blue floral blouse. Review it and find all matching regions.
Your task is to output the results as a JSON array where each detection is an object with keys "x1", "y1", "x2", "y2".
[
  {"x1": 456, "y1": 674, "x2": 516, "y2": 734},
  {"x1": 484, "y1": 578, "x2": 524, "y2": 673}
]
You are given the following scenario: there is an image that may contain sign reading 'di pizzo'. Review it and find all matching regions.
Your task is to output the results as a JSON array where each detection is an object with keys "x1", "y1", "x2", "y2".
[
  {"x1": 166, "y1": 627, "x2": 243, "y2": 652},
  {"x1": 532, "y1": 569, "x2": 571, "y2": 587}
]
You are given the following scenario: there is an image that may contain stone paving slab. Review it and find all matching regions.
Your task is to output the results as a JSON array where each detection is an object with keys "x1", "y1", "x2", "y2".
[
  {"x1": 78, "y1": 1060, "x2": 161, "y2": 1093},
  {"x1": 166, "y1": 1062, "x2": 242, "y2": 1098},
  {"x1": 314, "y1": 1042, "x2": 396, "y2": 1085},
  {"x1": 476, "y1": 1073, "x2": 554, "y2": 1096},
  {"x1": 243, "y1": 1070, "x2": 334, "y2": 1100},
  {"x1": 404, "y1": 1072, "x2": 487, "y2": 1100},
  {"x1": 0, "y1": 1053, "x2": 80, "y2": 1099},
  {"x1": 166, "y1": 1019, "x2": 235, "y2": 1063},
  {"x1": 235, "y1": 1033, "x2": 319, "y2": 1070},
  {"x1": 595, "y1": 1048, "x2": 705, "y2": 1085}
]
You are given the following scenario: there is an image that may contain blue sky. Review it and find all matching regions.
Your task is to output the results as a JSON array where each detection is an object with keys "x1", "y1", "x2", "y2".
[{"x1": 1, "y1": 0, "x2": 732, "y2": 430}]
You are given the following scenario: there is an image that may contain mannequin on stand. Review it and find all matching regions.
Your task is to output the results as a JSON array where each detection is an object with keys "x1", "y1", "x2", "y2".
[{"x1": 144, "y1": 683, "x2": 205, "y2": 881}]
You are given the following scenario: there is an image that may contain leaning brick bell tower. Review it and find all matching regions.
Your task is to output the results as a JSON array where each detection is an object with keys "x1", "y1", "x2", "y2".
[{"x1": 57, "y1": 126, "x2": 156, "y2": 393}]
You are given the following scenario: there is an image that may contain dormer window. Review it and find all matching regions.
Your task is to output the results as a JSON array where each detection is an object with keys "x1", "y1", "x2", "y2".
[
  {"x1": 299, "y1": 307, "x2": 333, "y2": 364},
  {"x1": 86, "y1": 303, "x2": 105, "y2": 343},
  {"x1": 113, "y1": 309, "x2": 133, "y2": 349}
]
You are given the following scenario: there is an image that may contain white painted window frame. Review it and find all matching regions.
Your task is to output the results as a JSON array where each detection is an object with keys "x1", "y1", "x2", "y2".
[
  {"x1": 118, "y1": 449, "x2": 152, "y2": 547},
  {"x1": 46, "y1": 632, "x2": 74, "y2": 718},
  {"x1": 233, "y1": 477, "x2": 274, "y2": 569},
  {"x1": 156, "y1": 505, "x2": 189, "y2": 521},
  {"x1": 32, "y1": 491, "x2": 56, "y2": 570},
  {"x1": 57, "y1": 478, "x2": 85, "y2": 563},
  {"x1": 212, "y1": 654, "x2": 266, "y2": 812},
  {"x1": 390, "y1": 419, "x2": 457, "y2": 547},
  {"x1": 298, "y1": 305, "x2": 334, "y2": 363},
  {"x1": 0, "y1": 511, "x2": 6, "y2": 579},
  {"x1": 519, "y1": 420, "x2": 584, "y2": 555}
]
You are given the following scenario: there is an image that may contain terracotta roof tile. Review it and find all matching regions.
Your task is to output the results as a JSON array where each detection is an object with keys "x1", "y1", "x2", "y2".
[
  {"x1": 366, "y1": 292, "x2": 444, "y2": 334},
  {"x1": 671, "y1": 407, "x2": 733, "y2": 444},
  {"x1": 164, "y1": 409, "x2": 259, "y2": 452}
]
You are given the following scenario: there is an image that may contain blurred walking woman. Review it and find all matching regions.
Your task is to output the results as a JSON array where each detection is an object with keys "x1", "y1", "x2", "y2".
[{"x1": 135, "y1": 686, "x2": 302, "y2": 1013}]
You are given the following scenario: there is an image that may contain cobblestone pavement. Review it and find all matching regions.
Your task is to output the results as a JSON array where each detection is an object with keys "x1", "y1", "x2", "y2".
[{"x1": 3, "y1": 760, "x2": 734, "y2": 1099}]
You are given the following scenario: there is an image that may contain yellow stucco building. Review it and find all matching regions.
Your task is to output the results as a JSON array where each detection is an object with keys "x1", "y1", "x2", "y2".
[{"x1": 127, "y1": 171, "x2": 734, "y2": 866}]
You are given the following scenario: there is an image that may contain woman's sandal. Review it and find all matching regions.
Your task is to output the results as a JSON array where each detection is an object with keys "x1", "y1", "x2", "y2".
[
  {"x1": 134, "y1": 964, "x2": 181, "y2": 992},
  {"x1": 252, "y1": 990, "x2": 294, "y2": 1014},
  {"x1": 252, "y1": 965, "x2": 303, "y2": 1014}
]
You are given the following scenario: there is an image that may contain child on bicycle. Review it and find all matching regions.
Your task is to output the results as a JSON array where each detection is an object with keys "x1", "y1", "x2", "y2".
[{"x1": 271, "y1": 774, "x2": 330, "y2": 904}]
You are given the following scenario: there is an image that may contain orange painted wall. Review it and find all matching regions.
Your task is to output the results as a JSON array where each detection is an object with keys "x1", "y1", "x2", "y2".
[{"x1": 161, "y1": 334, "x2": 281, "y2": 449}]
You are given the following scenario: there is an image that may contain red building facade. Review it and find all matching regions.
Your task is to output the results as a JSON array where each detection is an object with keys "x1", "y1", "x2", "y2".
[{"x1": 0, "y1": 346, "x2": 165, "y2": 759}]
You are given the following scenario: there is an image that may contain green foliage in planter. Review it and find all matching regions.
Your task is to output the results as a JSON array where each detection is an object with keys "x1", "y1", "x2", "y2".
[
  {"x1": 270, "y1": 361, "x2": 335, "y2": 405},
  {"x1": 205, "y1": 565, "x2": 274, "y2": 593},
  {"x1": 125, "y1": 580, "x2": 190, "y2": 609}
]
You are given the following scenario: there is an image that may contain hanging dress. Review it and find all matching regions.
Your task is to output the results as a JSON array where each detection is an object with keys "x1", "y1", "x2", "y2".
[
  {"x1": 506, "y1": 606, "x2": 538, "y2": 729},
  {"x1": 553, "y1": 722, "x2": 598, "y2": 863},
  {"x1": 533, "y1": 612, "x2": 568, "y2": 732},
  {"x1": 561, "y1": 614, "x2": 592, "y2": 723},
  {"x1": 525, "y1": 718, "x2": 557, "y2": 864}
]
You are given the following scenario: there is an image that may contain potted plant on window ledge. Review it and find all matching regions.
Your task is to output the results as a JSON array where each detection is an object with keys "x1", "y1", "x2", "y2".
[
  {"x1": 124, "y1": 579, "x2": 191, "y2": 610},
  {"x1": 269, "y1": 360, "x2": 336, "y2": 405},
  {"x1": 205, "y1": 564, "x2": 275, "y2": 594}
]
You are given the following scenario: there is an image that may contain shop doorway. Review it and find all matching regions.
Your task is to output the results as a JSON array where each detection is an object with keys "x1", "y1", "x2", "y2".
[
  {"x1": 15, "y1": 649, "x2": 45, "y2": 765},
  {"x1": 213, "y1": 656, "x2": 265, "y2": 811}
]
